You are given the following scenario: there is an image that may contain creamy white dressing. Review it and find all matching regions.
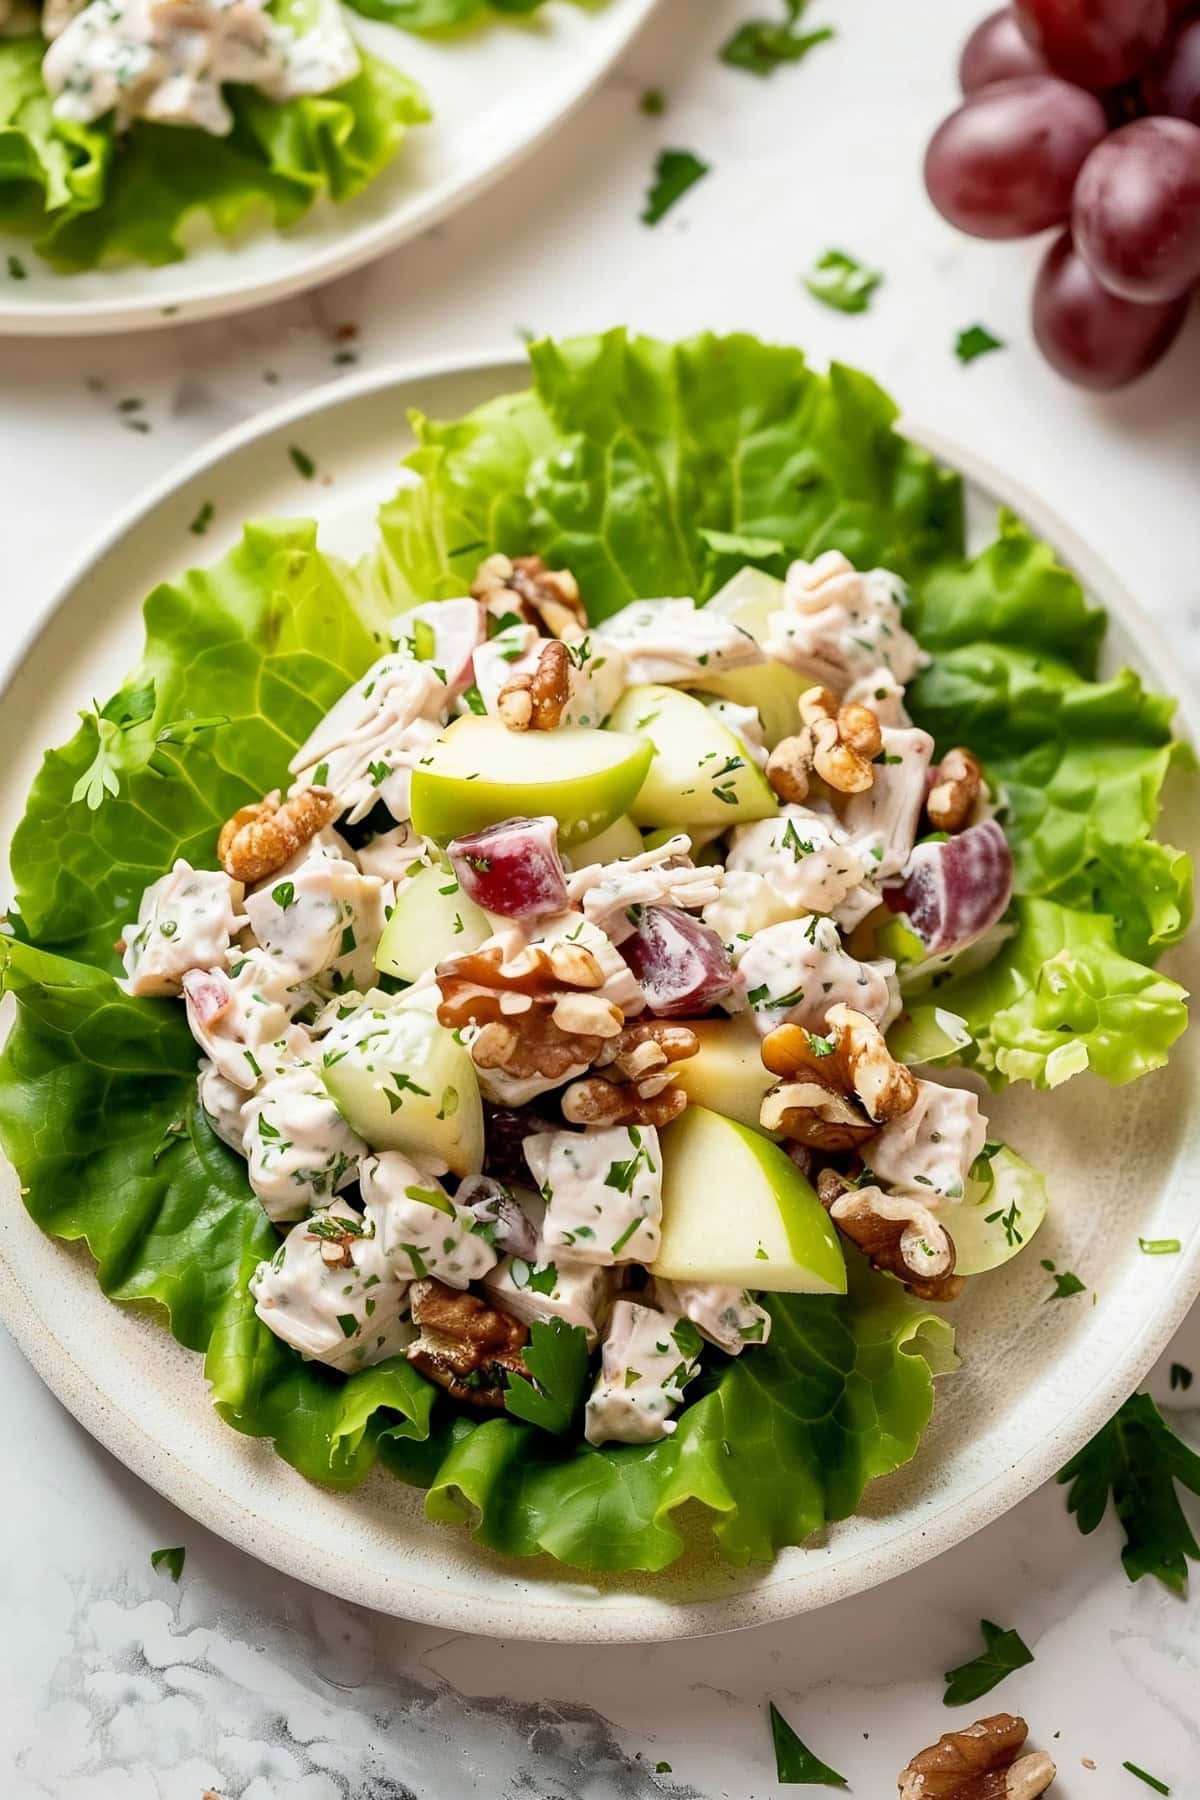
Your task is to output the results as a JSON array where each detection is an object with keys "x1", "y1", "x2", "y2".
[
  {"x1": 249, "y1": 1199, "x2": 413, "y2": 1373},
  {"x1": 243, "y1": 845, "x2": 386, "y2": 988},
  {"x1": 359, "y1": 1151, "x2": 499, "y2": 1289},
  {"x1": 530, "y1": 910, "x2": 646, "y2": 1017},
  {"x1": 288, "y1": 654, "x2": 446, "y2": 827},
  {"x1": 483, "y1": 1251, "x2": 612, "y2": 1346},
  {"x1": 726, "y1": 806, "x2": 866, "y2": 917},
  {"x1": 704, "y1": 699, "x2": 769, "y2": 768},
  {"x1": 867, "y1": 1079, "x2": 988, "y2": 1205},
  {"x1": 122, "y1": 858, "x2": 245, "y2": 996},
  {"x1": 241, "y1": 1058, "x2": 365, "y2": 1222},
  {"x1": 197, "y1": 1057, "x2": 247, "y2": 1151},
  {"x1": 736, "y1": 915, "x2": 897, "y2": 1036},
  {"x1": 566, "y1": 835, "x2": 723, "y2": 947},
  {"x1": 836, "y1": 724, "x2": 934, "y2": 882},
  {"x1": 523, "y1": 1124, "x2": 663, "y2": 1266},
  {"x1": 702, "y1": 867, "x2": 795, "y2": 954},
  {"x1": 181, "y1": 949, "x2": 304, "y2": 1089},
  {"x1": 392, "y1": 598, "x2": 484, "y2": 702},
  {"x1": 765, "y1": 553, "x2": 926, "y2": 692},
  {"x1": 584, "y1": 1300, "x2": 702, "y2": 1445},
  {"x1": 593, "y1": 598, "x2": 763, "y2": 687},
  {"x1": 653, "y1": 1278, "x2": 770, "y2": 1355}
]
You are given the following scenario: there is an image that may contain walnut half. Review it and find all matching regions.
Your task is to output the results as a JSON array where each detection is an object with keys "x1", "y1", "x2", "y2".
[
  {"x1": 766, "y1": 685, "x2": 883, "y2": 803},
  {"x1": 498, "y1": 638, "x2": 570, "y2": 732},
  {"x1": 926, "y1": 746, "x2": 984, "y2": 833},
  {"x1": 407, "y1": 1277, "x2": 529, "y2": 1408},
  {"x1": 899, "y1": 1714, "x2": 1055, "y2": 1799},
  {"x1": 759, "y1": 1003, "x2": 917, "y2": 1149},
  {"x1": 217, "y1": 786, "x2": 337, "y2": 882},
  {"x1": 436, "y1": 937, "x2": 623, "y2": 1084},
  {"x1": 819, "y1": 1168, "x2": 963, "y2": 1303},
  {"x1": 561, "y1": 1019, "x2": 699, "y2": 1128},
  {"x1": 472, "y1": 552, "x2": 587, "y2": 639}
]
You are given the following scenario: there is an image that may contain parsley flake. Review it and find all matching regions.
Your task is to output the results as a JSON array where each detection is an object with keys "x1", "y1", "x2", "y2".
[
  {"x1": 768, "y1": 1702, "x2": 847, "y2": 1786},
  {"x1": 943, "y1": 1619, "x2": 1034, "y2": 1706},
  {"x1": 288, "y1": 444, "x2": 316, "y2": 480},
  {"x1": 804, "y1": 248, "x2": 883, "y2": 315},
  {"x1": 721, "y1": 0, "x2": 833, "y2": 78},
  {"x1": 151, "y1": 1546, "x2": 186, "y2": 1582},
  {"x1": 642, "y1": 150, "x2": 710, "y2": 226},
  {"x1": 955, "y1": 323, "x2": 1005, "y2": 364}
]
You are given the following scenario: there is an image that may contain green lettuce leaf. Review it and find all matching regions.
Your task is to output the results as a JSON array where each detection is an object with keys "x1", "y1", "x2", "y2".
[
  {"x1": 376, "y1": 328, "x2": 964, "y2": 622},
  {"x1": 0, "y1": 936, "x2": 954, "y2": 1568},
  {"x1": 343, "y1": 0, "x2": 576, "y2": 29},
  {"x1": 0, "y1": 27, "x2": 427, "y2": 270},
  {"x1": 10, "y1": 519, "x2": 381, "y2": 970},
  {"x1": 925, "y1": 900, "x2": 1189, "y2": 1090}
]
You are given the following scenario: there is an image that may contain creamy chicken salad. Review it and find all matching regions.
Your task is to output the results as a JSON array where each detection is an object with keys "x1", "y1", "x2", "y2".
[{"x1": 116, "y1": 546, "x2": 1034, "y2": 1448}]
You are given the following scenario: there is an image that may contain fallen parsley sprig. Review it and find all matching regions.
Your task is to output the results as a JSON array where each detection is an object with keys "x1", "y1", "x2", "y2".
[
  {"x1": 503, "y1": 1318, "x2": 589, "y2": 1436},
  {"x1": 641, "y1": 150, "x2": 710, "y2": 226},
  {"x1": 1058, "y1": 1392, "x2": 1200, "y2": 1594},
  {"x1": 721, "y1": 0, "x2": 833, "y2": 78},
  {"x1": 943, "y1": 1619, "x2": 1034, "y2": 1706},
  {"x1": 768, "y1": 1702, "x2": 848, "y2": 1787}
]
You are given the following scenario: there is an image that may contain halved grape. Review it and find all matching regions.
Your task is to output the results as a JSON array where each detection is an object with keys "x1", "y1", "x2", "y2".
[
  {"x1": 960, "y1": 8, "x2": 1049, "y2": 91},
  {"x1": 1013, "y1": 0, "x2": 1169, "y2": 89},
  {"x1": 1143, "y1": 15, "x2": 1200, "y2": 121},
  {"x1": 448, "y1": 815, "x2": 568, "y2": 920},
  {"x1": 1032, "y1": 230, "x2": 1188, "y2": 387},
  {"x1": 1073, "y1": 116, "x2": 1200, "y2": 300},
  {"x1": 924, "y1": 77, "x2": 1108, "y2": 239},
  {"x1": 888, "y1": 821, "x2": 1015, "y2": 958},
  {"x1": 621, "y1": 906, "x2": 734, "y2": 1017}
]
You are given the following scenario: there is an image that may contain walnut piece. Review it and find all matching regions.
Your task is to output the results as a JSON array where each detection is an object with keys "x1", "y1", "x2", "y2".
[
  {"x1": 498, "y1": 638, "x2": 571, "y2": 732},
  {"x1": 407, "y1": 1277, "x2": 529, "y2": 1408},
  {"x1": 899, "y1": 1714, "x2": 1055, "y2": 1799},
  {"x1": 562, "y1": 1019, "x2": 700, "y2": 1127},
  {"x1": 927, "y1": 746, "x2": 984, "y2": 833},
  {"x1": 759, "y1": 1003, "x2": 918, "y2": 1148},
  {"x1": 819, "y1": 1168, "x2": 963, "y2": 1302},
  {"x1": 436, "y1": 938, "x2": 623, "y2": 1083},
  {"x1": 472, "y1": 552, "x2": 587, "y2": 639},
  {"x1": 765, "y1": 685, "x2": 883, "y2": 803},
  {"x1": 217, "y1": 786, "x2": 337, "y2": 882}
]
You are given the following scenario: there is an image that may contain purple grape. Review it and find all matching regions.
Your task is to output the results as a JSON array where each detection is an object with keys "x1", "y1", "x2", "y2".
[
  {"x1": 1073, "y1": 115, "x2": 1200, "y2": 301},
  {"x1": 960, "y1": 9, "x2": 1050, "y2": 91},
  {"x1": 448, "y1": 816, "x2": 568, "y2": 920},
  {"x1": 1143, "y1": 15, "x2": 1200, "y2": 120},
  {"x1": 1013, "y1": 0, "x2": 1170, "y2": 89},
  {"x1": 925, "y1": 77, "x2": 1108, "y2": 239},
  {"x1": 1032, "y1": 230, "x2": 1188, "y2": 387},
  {"x1": 889, "y1": 821, "x2": 1015, "y2": 957},
  {"x1": 620, "y1": 906, "x2": 734, "y2": 1017}
]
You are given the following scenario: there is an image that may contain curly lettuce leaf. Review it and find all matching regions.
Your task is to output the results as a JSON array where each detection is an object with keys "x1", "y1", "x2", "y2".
[
  {"x1": 0, "y1": 937, "x2": 954, "y2": 1569},
  {"x1": 0, "y1": 27, "x2": 427, "y2": 270},
  {"x1": 926, "y1": 900, "x2": 1188, "y2": 1090},
  {"x1": 9, "y1": 519, "x2": 381, "y2": 971},
  {"x1": 376, "y1": 328, "x2": 965, "y2": 622}
]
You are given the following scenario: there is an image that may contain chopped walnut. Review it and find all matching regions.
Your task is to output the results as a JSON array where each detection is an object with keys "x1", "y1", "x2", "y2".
[
  {"x1": 899, "y1": 1714, "x2": 1055, "y2": 1799},
  {"x1": 217, "y1": 786, "x2": 338, "y2": 883},
  {"x1": 472, "y1": 552, "x2": 587, "y2": 639},
  {"x1": 407, "y1": 1277, "x2": 529, "y2": 1408},
  {"x1": 927, "y1": 746, "x2": 984, "y2": 833},
  {"x1": 766, "y1": 685, "x2": 883, "y2": 803},
  {"x1": 436, "y1": 937, "x2": 623, "y2": 1083},
  {"x1": 759, "y1": 1002, "x2": 917, "y2": 1147},
  {"x1": 819, "y1": 1168, "x2": 963, "y2": 1302},
  {"x1": 497, "y1": 638, "x2": 571, "y2": 731},
  {"x1": 562, "y1": 1020, "x2": 699, "y2": 1128}
]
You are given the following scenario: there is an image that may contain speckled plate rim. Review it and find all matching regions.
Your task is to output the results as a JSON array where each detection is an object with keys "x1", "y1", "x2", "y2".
[
  {"x1": 0, "y1": 0, "x2": 659, "y2": 338},
  {"x1": 1, "y1": 350, "x2": 1197, "y2": 1644}
]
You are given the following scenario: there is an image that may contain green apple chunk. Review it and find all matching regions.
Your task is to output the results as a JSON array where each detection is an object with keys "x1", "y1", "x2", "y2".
[
  {"x1": 321, "y1": 995, "x2": 484, "y2": 1176},
  {"x1": 653, "y1": 1104, "x2": 845, "y2": 1293},
  {"x1": 690, "y1": 568, "x2": 807, "y2": 748},
  {"x1": 375, "y1": 864, "x2": 490, "y2": 981},
  {"x1": 674, "y1": 1016, "x2": 777, "y2": 1132},
  {"x1": 948, "y1": 1143, "x2": 1049, "y2": 1277},
  {"x1": 568, "y1": 813, "x2": 644, "y2": 866},
  {"x1": 607, "y1": 684, "x2": 778, "y2": 830},
  {"x1": 409, "y1": 716, "x2": 653, "y2": 847},
  {"x1": 887, "y1": 1004, "x2": 974, "y2": 1068}
]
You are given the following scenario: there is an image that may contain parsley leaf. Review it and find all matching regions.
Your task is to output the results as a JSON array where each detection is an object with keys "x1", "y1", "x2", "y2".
[
  {"x1": 288, "y1": 444, "x2": 316, "y2": 480},
  {"x1": 1058, "y1": 1392, "x2": 1200, "y2": 1594},
  {"x1": 943, "y1": 1619, "x2": 1034, "y2": 1706},
  {"x1": 526, "y1": 1261, "x2": 558, "y2": 1296},
  {"x1": 70, "y1": 682, "x2": 228, "y2": 811},
  {"x1": 803, "y1": 248, "x2": 883, "y2": 315},
  {"x1": 150, "y1": 1546, "x2": 186, "y2": 1582},
  {"x1": 1170, "y1": 1363, "x2": 1193, "y2": 1392},
  {"x1": 955, "y1": 324, "x2": 1005, "y2": 364},
  {"x1": 642, "y1": 150, "x2": 710, "y2": 225},
  {"x1": 1123, "y1": 1763, "x2": 1171, "y2": 1795},
  {"x1": 768, "y1": 1702, "x2": 847, "y2": 1786},
  {"x1": 721, "y1": 0, "x2": 833, "y2": 78},
  {"x1": 503, "y1": 1319, "x2": 589, "y2": 1436}
]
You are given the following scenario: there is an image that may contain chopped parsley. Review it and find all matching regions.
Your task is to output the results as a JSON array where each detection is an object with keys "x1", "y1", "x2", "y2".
[
  {"x1": 1139, "y1": 1237, "x2": 1181, "y2": 1255},
  {"x1": 942, "y1": 1619, "x2": 1034, "y2": 1706},
  {"x1": 1123, "y1": 1764, "x2": 1171, "y2": 1795},
  {"x1": 411, "y1": 617, "x2": 436, "y2": 662},
  {"x1": 640, "y1": 88, "x2": 667, "y2": 115},
  {"x1": 461, "y1": 682, "x2": 487, "y2": 715},
  {"x1": 721, "y1": 0, "x2": 833, "y2": 78},
  {"x1": 288, "y1": 444, "x2": 316, "y2": 480},
  {"x1": 336, "y1": 1313, "x2": 359, "y2": 1339},
  {"x1": 781, "y1": 818, "x2": 815, "y2": 860},
  {"x1": 807, "y1": 1032, "x2": 835, "y2": 1058},
  {"x1": 955, "y1": 323, "x2": 1005, "y2": 364},
  {"x1": 150, "y1": 1546, "x2": 186, "y2": 1583},
  {"x1": 436, "y1": 1085, "x2": 459, "y2": 1121},
  {"x1": 188, "y1": 500, "x2": 215, "y2": 536},
  {"x1": 1059, "y1": 1392, "x2": 1200, "y2": 1594},
  {"x1": 1044, "y1": 1261, "x2": 1086, "y2": 1301},
  {"x1": 7, "y1": 254, "x2": 27, "y2": 280},
  {"x1": 404, "y1": 1183, "x2": 454, "y2": 1217},
  {"x1": 768, "y1": 1702, "x2": 847, "y2": 1786},
  {"x1": 504, "y1": 1319, "x2": 589, "y2": 1435},
  {"x1": 984, "y1": 1200, "x2": 1023, "y2": 1249},
  {"x1": 642, "y1": 149, "x2": 710, "y2": 225},
  {"x1": 525, "y1": 1261, "x2": 558, "y2": 1296},
  {"x1": 271, "y1": 880, "x2": 296, "y2": 910},
  {"x1": 338, "y1": 924, "x2": 357, "y2": 957},
  {"x1": 803, "y1": 248, "x2": 883, "y2": 315},
  {"x1": 1169, "y1": 1363, "x2": 1193, "y2": 1392}
]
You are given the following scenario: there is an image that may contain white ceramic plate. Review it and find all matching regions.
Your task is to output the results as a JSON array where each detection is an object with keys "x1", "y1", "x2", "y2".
[
  {"x1": 0, "y1": 0, "x2": 656, "y2": 337},
  {"x1": 1, "y1": 352, "x2": 1197, "y2": 1643}
]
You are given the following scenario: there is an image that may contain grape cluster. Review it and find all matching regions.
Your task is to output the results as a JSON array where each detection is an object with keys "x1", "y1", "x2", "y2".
[{"x1": 924, "y1": 2, "x2": 1200, "y2": 389}]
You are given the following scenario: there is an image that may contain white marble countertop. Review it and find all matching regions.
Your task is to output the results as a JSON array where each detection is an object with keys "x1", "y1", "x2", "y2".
[{"x1": 2, "y1": 0, "x2": 1200, "y2": 1792}]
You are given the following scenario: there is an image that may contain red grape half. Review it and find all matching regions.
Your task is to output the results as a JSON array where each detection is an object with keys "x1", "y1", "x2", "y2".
[
  {"x1": 960, "y1": 8, "x2": 1050, "y2": 91},
  {"x1": 1032, "y1": 230, "x2": 1188, "y2": 387},
  {"x1": 1013, "y1": 0, "x2": 1169, "y2": 89},
  {"x1": 1074, "y1": 115, "x2": 1200, "y2": 300},
  {"x1": 925, "y1": 76, "x2": 1108, "y2": 238}
]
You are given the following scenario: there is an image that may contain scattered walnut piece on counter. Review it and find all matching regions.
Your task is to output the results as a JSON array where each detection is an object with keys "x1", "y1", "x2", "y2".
[
  {"x1": 927, "y1": 746, "x2": 984, "y2": 832},
  {"x1": 497, "y1": 638, "x2": 571, "y2": 731},
  {"x1": 436, "y1": 938, "x2": 623, "y2": 1083},
  {"x1": 217, "y1": 786, "x2": 337, "y2": 882},
  {"x1": 818, "y1": 1168, "x2": 963, "y2": 1302},
  {"x1": 562, "y1": 1019, "x2": 700, "y2": 1128},
  {"x1": 765, "y1": 684, "x2": 883, "y2": 803},
  {"x1": 759, "y1": 1002, "x2": 917, "y2": 1149},
  {"x1": 898, "y1": 1714, "x2": 1055, "y2": 1799},
  {"x1": 407, "y1": 1277, "x2": 529, "y2": 1407},
  {"x1": 472, "y1": 552, "x2": 587, "y2": 638}
]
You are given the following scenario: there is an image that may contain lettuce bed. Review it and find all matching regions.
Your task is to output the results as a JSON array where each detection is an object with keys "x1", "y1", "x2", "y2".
[
  {"x1": 0, "y1": 0, "x2": 428, "y2": 272},
  {"x1": 0, "y1": 332, "x2": 1189, "y2": 1574}
]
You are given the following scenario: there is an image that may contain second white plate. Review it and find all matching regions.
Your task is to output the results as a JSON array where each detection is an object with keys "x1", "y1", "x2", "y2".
[{"x1": 1, "y1": 352, "x2": 1198, "y2": 1643}]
